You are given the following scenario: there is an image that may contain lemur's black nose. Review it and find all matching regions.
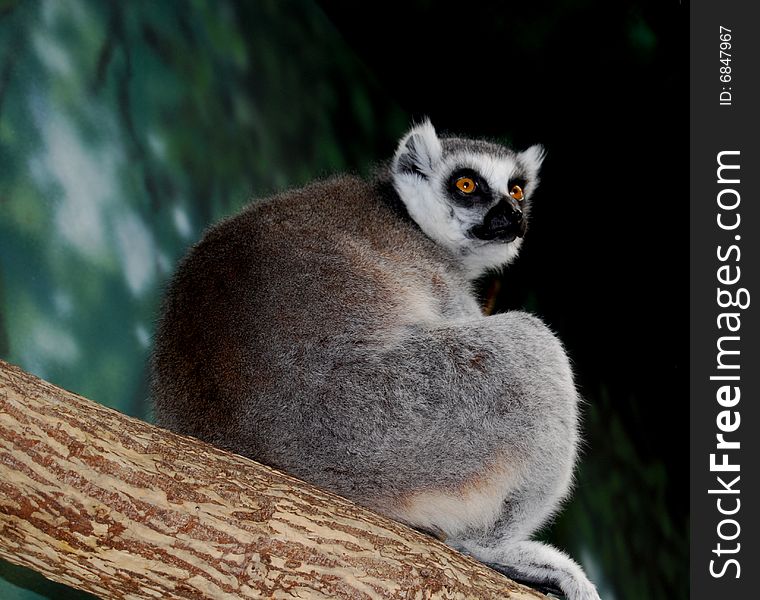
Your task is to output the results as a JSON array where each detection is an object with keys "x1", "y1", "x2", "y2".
[{"x1": 471, "y1": 199, "x2": 525, "y2": 242}]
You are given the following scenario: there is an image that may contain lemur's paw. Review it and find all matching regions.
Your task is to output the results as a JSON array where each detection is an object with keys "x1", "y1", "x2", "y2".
[
  {"x1": 456, "y1": 540, "x2": 601, "y2": 600},
  {"x1": 485, "y1": 561, "x2": 600, "y2": 600},
  {"x1": 556, "y1": 576, "x2": 601, "y2": 600}
]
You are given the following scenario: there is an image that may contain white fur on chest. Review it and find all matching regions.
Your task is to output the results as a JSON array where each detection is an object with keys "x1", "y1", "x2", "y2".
[{"x1": 388, "y1": 462, "x2": 515, "y2": 538}]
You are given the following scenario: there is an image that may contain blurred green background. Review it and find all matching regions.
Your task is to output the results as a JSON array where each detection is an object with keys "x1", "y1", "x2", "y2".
[{"x1": 0, "y1": 1, "x2": 686, "y2": 599}]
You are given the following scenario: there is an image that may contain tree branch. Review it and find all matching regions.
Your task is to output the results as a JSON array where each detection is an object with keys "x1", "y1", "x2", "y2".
[{"x1": 0, "y1": 359, "x2": 542, "y2": 599}]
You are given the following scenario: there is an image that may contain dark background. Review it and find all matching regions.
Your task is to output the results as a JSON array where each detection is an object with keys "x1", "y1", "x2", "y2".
[{"x1": 0, "y1": 1, "x2": 687, "y2": 598}]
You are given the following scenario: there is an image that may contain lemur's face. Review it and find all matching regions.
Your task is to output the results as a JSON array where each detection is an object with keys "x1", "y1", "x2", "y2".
[
  {"x1": 391, "y1": 120, "x2": 545, "y2": 278},
  {"x1": 442, "y1": 151, "x2": 530, "y2": 244}
]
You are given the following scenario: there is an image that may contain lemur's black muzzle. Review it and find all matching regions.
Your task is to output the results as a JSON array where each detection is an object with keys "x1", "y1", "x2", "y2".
[{"x1": 471, "y1": 198, "x2": 525, "y2": 242}]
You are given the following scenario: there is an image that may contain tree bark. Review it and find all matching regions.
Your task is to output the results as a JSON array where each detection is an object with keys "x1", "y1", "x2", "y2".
[{"x1": 0, "y1": 359, "x2": 542, "y2": 599}]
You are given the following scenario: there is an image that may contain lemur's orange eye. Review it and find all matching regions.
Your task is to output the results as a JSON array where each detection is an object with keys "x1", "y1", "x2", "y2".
[
  {"x1": 456, "y1": 177, "x2": 476, "y2": 193},
  {"x1": 510, "y1": 184, "x2": 524, "y2": 201}
]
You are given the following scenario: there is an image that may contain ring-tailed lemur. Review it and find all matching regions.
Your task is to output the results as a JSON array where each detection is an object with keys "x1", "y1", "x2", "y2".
[{"x1": 152, "y1": 120, "x2": 601, "y2": 600}]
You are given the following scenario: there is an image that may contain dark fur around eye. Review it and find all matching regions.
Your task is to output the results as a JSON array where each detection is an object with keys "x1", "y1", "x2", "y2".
[
  {"x1": 446, "y1": 168, "x2": 492, "y2": 205},
  {"x1": 508, "y1": 177, "x2": 527, "y2": 192}
]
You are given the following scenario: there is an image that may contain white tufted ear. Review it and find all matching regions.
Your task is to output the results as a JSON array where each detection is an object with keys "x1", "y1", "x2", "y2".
[
  {"x1": 392, "y1": 119, "x2": 443, "y2": 179},
  {"x1": 519, "y1": 144, "x2": 546, "y2": 181}
]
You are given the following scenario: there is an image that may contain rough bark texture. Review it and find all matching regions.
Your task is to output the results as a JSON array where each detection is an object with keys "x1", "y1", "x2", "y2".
[{"x1": 0, "y1": 360, "x2": 543, "y2": 600}]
